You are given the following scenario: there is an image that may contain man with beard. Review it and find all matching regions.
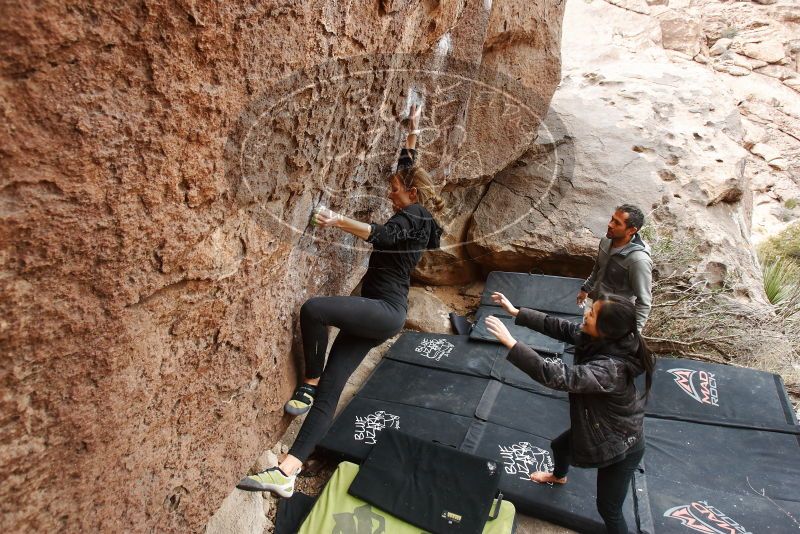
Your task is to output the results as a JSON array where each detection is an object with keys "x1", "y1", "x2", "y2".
[{"x1": 577, "y1": 204, "x2": 653, "y2": 332}]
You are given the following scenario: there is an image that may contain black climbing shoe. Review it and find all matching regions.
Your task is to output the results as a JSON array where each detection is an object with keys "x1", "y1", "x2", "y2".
[{"x1": 284, "y1": 383, "x2": 316, "y2": 416}]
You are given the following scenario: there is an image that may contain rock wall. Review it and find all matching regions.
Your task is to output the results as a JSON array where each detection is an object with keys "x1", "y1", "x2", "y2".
[
  {"x1": 652, "y1": 0, "x2": 800, "y2": 242},
  {"x1": 0, "y1": 1, "x2": 564, "y2": 531}
]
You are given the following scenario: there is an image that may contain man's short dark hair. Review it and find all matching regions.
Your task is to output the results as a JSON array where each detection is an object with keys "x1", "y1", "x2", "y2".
[{"x1": 616, "y1": 204, "x2": 645, "y2": 231}]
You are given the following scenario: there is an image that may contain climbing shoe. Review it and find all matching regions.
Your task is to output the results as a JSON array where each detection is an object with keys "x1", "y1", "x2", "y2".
[
  {"x1": 236, "y1": 466, "x2": 298, "y2": 497},
  {"x1": 284, "y1": 383, "x2": 317, "y2": 416}
]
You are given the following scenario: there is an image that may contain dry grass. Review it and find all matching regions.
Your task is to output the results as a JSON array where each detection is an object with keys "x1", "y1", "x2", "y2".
[{"x1": 639, "y1": 224, "x2": 800, "y2": 409}]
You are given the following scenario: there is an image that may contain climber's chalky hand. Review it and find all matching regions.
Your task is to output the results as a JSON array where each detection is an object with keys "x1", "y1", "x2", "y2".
[{"x1": 313, "y1": 207, "x2": 343, "y2": 228}]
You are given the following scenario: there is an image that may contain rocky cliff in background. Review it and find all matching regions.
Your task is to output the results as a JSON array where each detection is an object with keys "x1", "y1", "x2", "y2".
[
  {"x1": 656, "y1": 0, "x2": 800, "y2": 243},
  {"x1": 469, "y1": 0, "x2": 752, "y2": 287},
  {"x1": 465, "y1": 0, "x2": 799, "y2": 298},
  {"x1": 0, "y1": 1, "x2": 565, "y2": 531}
]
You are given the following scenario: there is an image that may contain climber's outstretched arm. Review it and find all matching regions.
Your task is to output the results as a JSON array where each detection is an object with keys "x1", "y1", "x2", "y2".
[
  {"x1": 405, "y1": 103, "x2": 421, "y2": 150},
  {"x1": 311, "y1": 102, "x2": 423, "y2": 241},
  {"x1": 313, "y1": 208, "x2": 372, "y2": 240}
]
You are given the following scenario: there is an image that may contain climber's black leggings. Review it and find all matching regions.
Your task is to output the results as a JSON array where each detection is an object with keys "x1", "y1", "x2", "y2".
[
  {"x1": 288, "y1": 296, "x2": 406, "y2": 461},
  {"x1": 551, "y1": 430, "x2": 645, "y2": 534}
]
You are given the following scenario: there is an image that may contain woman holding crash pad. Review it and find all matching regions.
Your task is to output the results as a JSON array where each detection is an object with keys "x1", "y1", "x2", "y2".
[
  {"x1": 486, "y1": 291, "x2": 654, "y2": 534},
  {"x1": 236, "y1": 104, "x2": 444, "y2": 498}
]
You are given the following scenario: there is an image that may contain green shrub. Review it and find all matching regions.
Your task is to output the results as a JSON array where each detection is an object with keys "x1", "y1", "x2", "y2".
[
  {"x1": 759, "y1": 221, "x2": 800, "y2": 267},
  {"x1": 786, "y1": 198, "x2": 798, "y2": 210},
  {"x1": 762, "y1": 257, "x2": 800, "y2": 306}
]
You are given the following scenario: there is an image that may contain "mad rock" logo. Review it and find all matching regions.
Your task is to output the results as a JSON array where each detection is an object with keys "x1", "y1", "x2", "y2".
[
  {"x1": 415, "y1": 338, "x2": 455, "y2": 362},
  {"x1": 354, "y1": 410, "x2": 400, "y2": 445},
  {"x1": 667, "y1": 368, "x2": 719, "y2": 406},
  {"x1": 664, "y1": 501, "x2": 752, "y2": 534},
  {"x1": 498, "y1": 441, "x2": 554, "y2": 482}
]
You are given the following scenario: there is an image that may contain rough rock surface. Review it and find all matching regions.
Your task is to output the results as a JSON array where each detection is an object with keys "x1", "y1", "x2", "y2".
[
  {"x1": 0, "y1": 1, "x2": 565, "y2": 532},
  {"x1": 468, "y1": 0, "x2": 764, "y2": 297},
  {"x1": 660, "y1": 0, "x2": 800, "y2": 243},
  {"x1": 208, "y1": 333, "x2": 397, "y2": 533},
  {"x1": 405, "y1": 286, "x2": 453, "y2": 334},
  {"x1": 204, "y1": 490, "x2": 271, "y2": 534},
  {"x1": 412, "y1": 0, "x2": 567, "y2": 284}
]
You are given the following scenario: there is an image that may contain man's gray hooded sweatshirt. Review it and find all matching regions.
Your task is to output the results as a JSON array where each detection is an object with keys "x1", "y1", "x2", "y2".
[{"x1": 582, "y1": 234, "x2": 653, "y2": 331}]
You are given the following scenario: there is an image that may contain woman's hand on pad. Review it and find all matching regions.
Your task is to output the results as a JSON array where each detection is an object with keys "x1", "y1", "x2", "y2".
[
  {"x1": 485, "y1": 315, "x2": 517, "y2": 350},
  {"x1": 491, "y1": 292, "x2": 519, "y2": 317}
]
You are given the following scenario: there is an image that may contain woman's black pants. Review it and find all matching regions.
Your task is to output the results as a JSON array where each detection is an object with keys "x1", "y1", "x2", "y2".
[
  {"x1": 551, "y1": 430, "x2": 645, "y2": 534},
  {"x1": 288, "y1": 296, "x2": 405, "y2": 462}
]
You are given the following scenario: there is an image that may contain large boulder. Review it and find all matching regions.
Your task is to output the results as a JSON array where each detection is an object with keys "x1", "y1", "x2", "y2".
[
  {"x1": 405, "y1": 287, "x2": 453, "y2": 334},
  {"x1": 0, "y1": 1, "x2": 566, "y2": 532},
  {"x1": 658, "y1": 10, "x2": 705, "y2": 57},
  {"x1": 412, "y1": 0, "x2": 567, "y2": 285}
]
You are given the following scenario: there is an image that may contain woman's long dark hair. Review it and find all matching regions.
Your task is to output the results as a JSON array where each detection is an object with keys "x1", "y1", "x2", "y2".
[{"x1": 595, "y1": 294, "x2": 655, "y2": 398}]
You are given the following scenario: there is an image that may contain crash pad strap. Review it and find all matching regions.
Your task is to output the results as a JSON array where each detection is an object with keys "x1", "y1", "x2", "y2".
[{"x1": 475, "y1": 380, "x2": 502, "y2": 421}]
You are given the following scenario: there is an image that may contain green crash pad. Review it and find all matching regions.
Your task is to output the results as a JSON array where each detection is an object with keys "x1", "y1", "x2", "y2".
[{"x1": 298, "y1": 461, "x2": 516, "y2": 534}]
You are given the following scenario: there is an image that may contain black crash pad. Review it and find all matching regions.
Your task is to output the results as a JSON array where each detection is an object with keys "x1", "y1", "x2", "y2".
[
  {"x1": 480, "y1": 272, "x2": 585, "y2": 315},
  {"x1": 358, "y1": 359, "x2": 489, "y2": 418},
  {"x1": 462, "y1": 420, "x2": 638, "y2": 534},
  {"x1": 491, "y1": 348, "x2": 574, "y2": 395},
  {"x1": 643, "y1": 357, "x2": 799, "y2": 432},
  {"x1": 384, "y1": 331, "x2": 574, "y2": 397},
  {"x1": 360, "y1": 358, "x2": 570, "y2": 424},
  {"x1": 471, "y1": 272, "x2": 584, "y2": 348},
  {"x1": 318, "y1": 396, "x2": 474, "y2": 463},
  {"x1": 480, "y1": 382, "x2": 570, "y2": 432},
  {"x1": 643, "y1": 417, "x2": 800, "y2": 501},
  {"x1": 470, "y1": 307, "x2": 571, "y2": 354},
  {"x1": 384, "y1": 332, "x2": 502, "y2": 378},
  {"x1": 634, "y1": 473, "x2": 800, "y2": 534}
]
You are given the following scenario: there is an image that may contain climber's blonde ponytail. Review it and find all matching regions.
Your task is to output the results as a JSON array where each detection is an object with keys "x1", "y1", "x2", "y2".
[{"x1": 392, "y1": 166, "x2": 444, "y2": 213}]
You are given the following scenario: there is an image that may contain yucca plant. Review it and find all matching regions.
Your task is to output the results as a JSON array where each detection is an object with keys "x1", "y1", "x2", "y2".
[{"x1": 762, "y1": 258, "x2": 800, "y2": 318}]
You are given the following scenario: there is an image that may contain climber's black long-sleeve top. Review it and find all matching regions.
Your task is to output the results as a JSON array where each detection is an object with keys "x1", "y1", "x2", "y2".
[{"x1": 361, "y1": 202, "x2": 442, "y2": 309}]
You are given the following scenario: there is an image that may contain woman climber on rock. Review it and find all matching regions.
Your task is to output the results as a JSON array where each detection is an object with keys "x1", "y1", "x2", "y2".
[
  {"x1": 485, "y1": 292, "x2": 654, "y2": 534},
  {"x1": 237, "y1": 104, "x2": 444, "y2": 497}
]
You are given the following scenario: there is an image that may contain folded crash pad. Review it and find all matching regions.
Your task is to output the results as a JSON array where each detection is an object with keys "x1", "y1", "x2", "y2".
[
  {"x1": 470, "y1": 307, "x2": 569, "y2": 354},
  {"x1": 297, "y1": 461, "x2": 516, "y2": 534},
  {"x1": 480, "y1": 272, "x2": 585, "y2": 315},
  {"x1": 350, "y1": 429, "x2": 502, "y2": 534}
]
